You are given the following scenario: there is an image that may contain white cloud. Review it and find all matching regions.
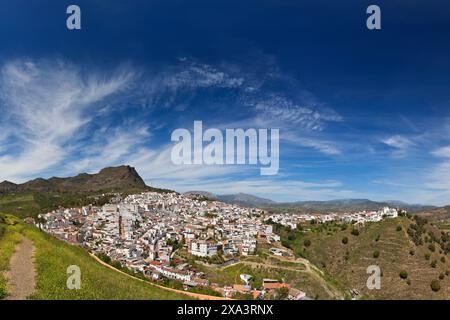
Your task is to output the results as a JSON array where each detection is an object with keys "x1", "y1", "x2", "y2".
[
  {"x1": 0, "y1": 57, "x2": 350, "y2": 204},
  {"x1": 382, "y1": 135, "x2": 415, "y2": 150},
  {"x1": 431, "y1": 146, "x2": 450, "y2": 158},
  {"x1": 280, "y1": 131, "x2": 341, "y2": 156},
  {"x1": 0, "y1": 59, "x2": 132, "y2": 181},
  {"x1": 126, "y1": 144, "x2": 245, "y2": 183},
  {"x1": 65, "y1": 125, "x2": 151, "y2": 174},
  {"x1": 150, "y1": 175, "x2": 359, "y2": 202},
  {"x1": 167, "y1": 62, "x2": 244, "y2": 90},
  {"x1": 381, "y1": 135, "x2": 416, "y2": 157},
  {"x1": 425, "y1": 161, "x2": 450, "y2": 189},
  {"x1": 251, "y1": 95, "x2": 342, "y2": 131},
  {"x1": 424, "y1": 146, "x2": 450, "y2": 194}
]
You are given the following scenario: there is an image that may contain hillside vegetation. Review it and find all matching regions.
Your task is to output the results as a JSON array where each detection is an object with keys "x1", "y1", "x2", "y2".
[
  {"x1": 0, "y1": 166, "x2": 175, "y2": 219},
  {"x1": 0, "y1": 192, "x2": 110, "y2": 219},
  {"x1": 275, "y1": 216, "x2": 450, "y2": 299},
  {"x1": 0, "y1": 213, "x2": 188, "y2": 300},
  {"x1": 0, "y1": 166, "x2": 146, "y2": 194}
]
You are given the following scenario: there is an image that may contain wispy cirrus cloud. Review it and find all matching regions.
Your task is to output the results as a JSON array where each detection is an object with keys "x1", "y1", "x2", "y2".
[
  {"x1": 252, "y1": 95, "x2": 342, "y2": 131},
  {"x1": 0, "y1": 56, "x2": 354, "y2": 202},
  {"x1": 0, "y1": 59, "x2": 133, "y2": 181},
  {"x1": 381, "y1": 135, "x2": 416, "y2": 157},
  {"x1": 382, "y1": 135, "x2": 415, "y2": 149},
  {"x1": 65, "y1": 125, "x2": 151, "y2": 174},
  {"x1": 150, "y1": 175, "x2": 360, "y2": 202},
  {"x1": 167, "y1": 60, "x2": 244, "y2": 90},
  {"x1": 431, "y1": 146, "x2": 450, "y2": 158},
  {"x1": 282, "y1": 132, "x2": 341, "y2": 155},
  {"x1": 425, "y1": 145, "x2": 450, "y2": 191}
]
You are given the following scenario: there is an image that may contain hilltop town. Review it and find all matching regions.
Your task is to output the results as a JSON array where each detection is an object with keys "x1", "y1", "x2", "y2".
[{"x1": 37, "y1": 191, "x2": 400, "y2": 299}]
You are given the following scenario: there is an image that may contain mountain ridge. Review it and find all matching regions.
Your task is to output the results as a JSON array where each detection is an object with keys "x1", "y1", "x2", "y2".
[
  {"x1": 185, "y1": 191, "x2": 436, "y2": 212},
  {"x1": 0, "y1": 165, "x2": 147, "y2": 194},
  {"x1": 0, "y1": 167, "x2": 438, "y2": 213}
]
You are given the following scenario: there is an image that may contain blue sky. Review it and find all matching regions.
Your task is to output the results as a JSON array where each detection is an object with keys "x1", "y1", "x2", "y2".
[{"x1": 1, "y1": 0, "x2": 450, "y2": 205}]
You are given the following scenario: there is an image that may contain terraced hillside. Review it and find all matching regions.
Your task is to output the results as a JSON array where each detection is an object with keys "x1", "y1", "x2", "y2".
[
  {"x1": 175, "y1": 251, "x2": 345, "y2": 300},
  {"x1": 276, "y1": 216, "x2": 450, "y2": 299}
]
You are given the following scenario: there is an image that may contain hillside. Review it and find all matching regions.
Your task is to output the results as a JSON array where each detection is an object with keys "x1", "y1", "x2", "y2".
[
  {"x1": 0, "y1": 166, "x2": 174, "y2": 219},
  {"x1": 218, "y1": 193, "x2": 276, "y2": 206},
  {"x1": 183, "y1": 191, "x2": 275, "y2": 206},
  {"x1": 417, "y1": 206, "x2": 450, "y2": 223},
  {"x1": 0, "y1": 166, "x2": 146, "y2": 194},
  {"x1": 268, "y1": 199, "x2": 436, "y2": 213},
  {"x1": 0, "y1": 213, "x2": 189, "y2": 300},
  {"x1": 274, "y1": 216, "x2": 450, "y2": 299}
]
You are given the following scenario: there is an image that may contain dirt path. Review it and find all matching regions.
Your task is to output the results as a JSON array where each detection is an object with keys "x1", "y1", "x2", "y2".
[{"x1": 5, "y1": 236, "x2": 36, "y2": 300}]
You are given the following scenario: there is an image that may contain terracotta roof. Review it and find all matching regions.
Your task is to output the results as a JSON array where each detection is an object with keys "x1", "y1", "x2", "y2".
[
  {"x1": 251, "y1": 290, "x2": 262, "y2": 299},
  {"x1": 233, "y1": 284, "x2": 251, "y2": 293},
  {"x1": 263, "y1": 282, "x2": 290, "y2": 290}
]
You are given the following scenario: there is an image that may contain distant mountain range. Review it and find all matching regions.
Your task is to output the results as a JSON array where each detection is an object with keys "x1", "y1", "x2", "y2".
[
  {"x1": 0, "y1": 165, "x2": 437, "y2": 213},
  {"x1": 276, "y1": 199, "x2": 436, "y2": 212},
  {"x1": 184, "y1": 191, "x2": 436, "y2": 212},
  {"x1": 184, "y1": 191, "x2": 276, "y2": 206}
]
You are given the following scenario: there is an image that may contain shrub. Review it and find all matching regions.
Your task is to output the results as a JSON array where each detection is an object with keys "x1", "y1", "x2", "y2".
[
  {"x1": 111, "y1": 260, "x2": 123, "y2": 270},
  {"x1": 439, "y1": 273, "x2": 445, "y2": 280},
  {"x1": 351, "y1": 229, "x2": 360, "y2": 236},
  {"x1": 281, "y1": 239, "x2": 291, "y2": 249},
  {"x1": 97, "y1": 252, "x2": 111, "y2": 264},
  {"x1": 342, "y1": 237, "x2": 348, "y2": 245},
  {"x1": 425, "y1": 253, "x2": 431, "y2": 261},
  {"x1": 431, "y1": 280, "x2": 441, "y2": 292},
  {"x1": 399, "y1": 270, "x2": 408, "y2": 279},
  {"x1": 303, "y1": 239, "x2": 311, "y2": 247},
  {"x1": 0, "y1": 281, "x2": 6, "y2": 299},
  {"x1": 373, "y1": 250, "x2": 380, "y2": 259},
  {"x1": 428, "y1": 243, "x2": 436, "y2": 252},
  {"x1": 446, "y1": 270, "x2": 450, "y2": 276},
  {"x1": 409, "y1": 250, "x2": 415, "y2": 256},
  {"x1": 375, "y1": 234, "x2": 380, "y2": 242},
  {"x1": 441, "y1": 256, "x2": 446, "y2": 263},
  {"x1": 396, "y1": 225, "x2": 402, "y2": 232},
  {"x1": 275, "y1": 287, "x2": 289, "y2": 300},
  {"x1": 431, "y1": 260, "x2": 437, "y2": 268},
  {"x1": 233, "y1": 292, "x2": 253, "y2": 300}
]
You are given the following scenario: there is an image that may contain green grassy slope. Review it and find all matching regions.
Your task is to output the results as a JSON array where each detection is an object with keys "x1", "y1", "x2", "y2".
[
  {"x1": 277, "y1": 216, "x2": 450, "y2": 299},
  {"x1": 0, "y1": 194, "x2": 41, "y2": 218},
  {"x1": 0, "y1": 187, "x2": 175, "y2": 219},
  {"x1": 0, "y1": 216, "x2": 22, "y2": 298},
  {"x1": 0, "y1": 214, "x2": 189, "y2": 300}
]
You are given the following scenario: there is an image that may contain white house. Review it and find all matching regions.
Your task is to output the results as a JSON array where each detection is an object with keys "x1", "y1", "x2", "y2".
[{"x1": 190, "y1": 240, "x2": 218, "y2": 257}]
